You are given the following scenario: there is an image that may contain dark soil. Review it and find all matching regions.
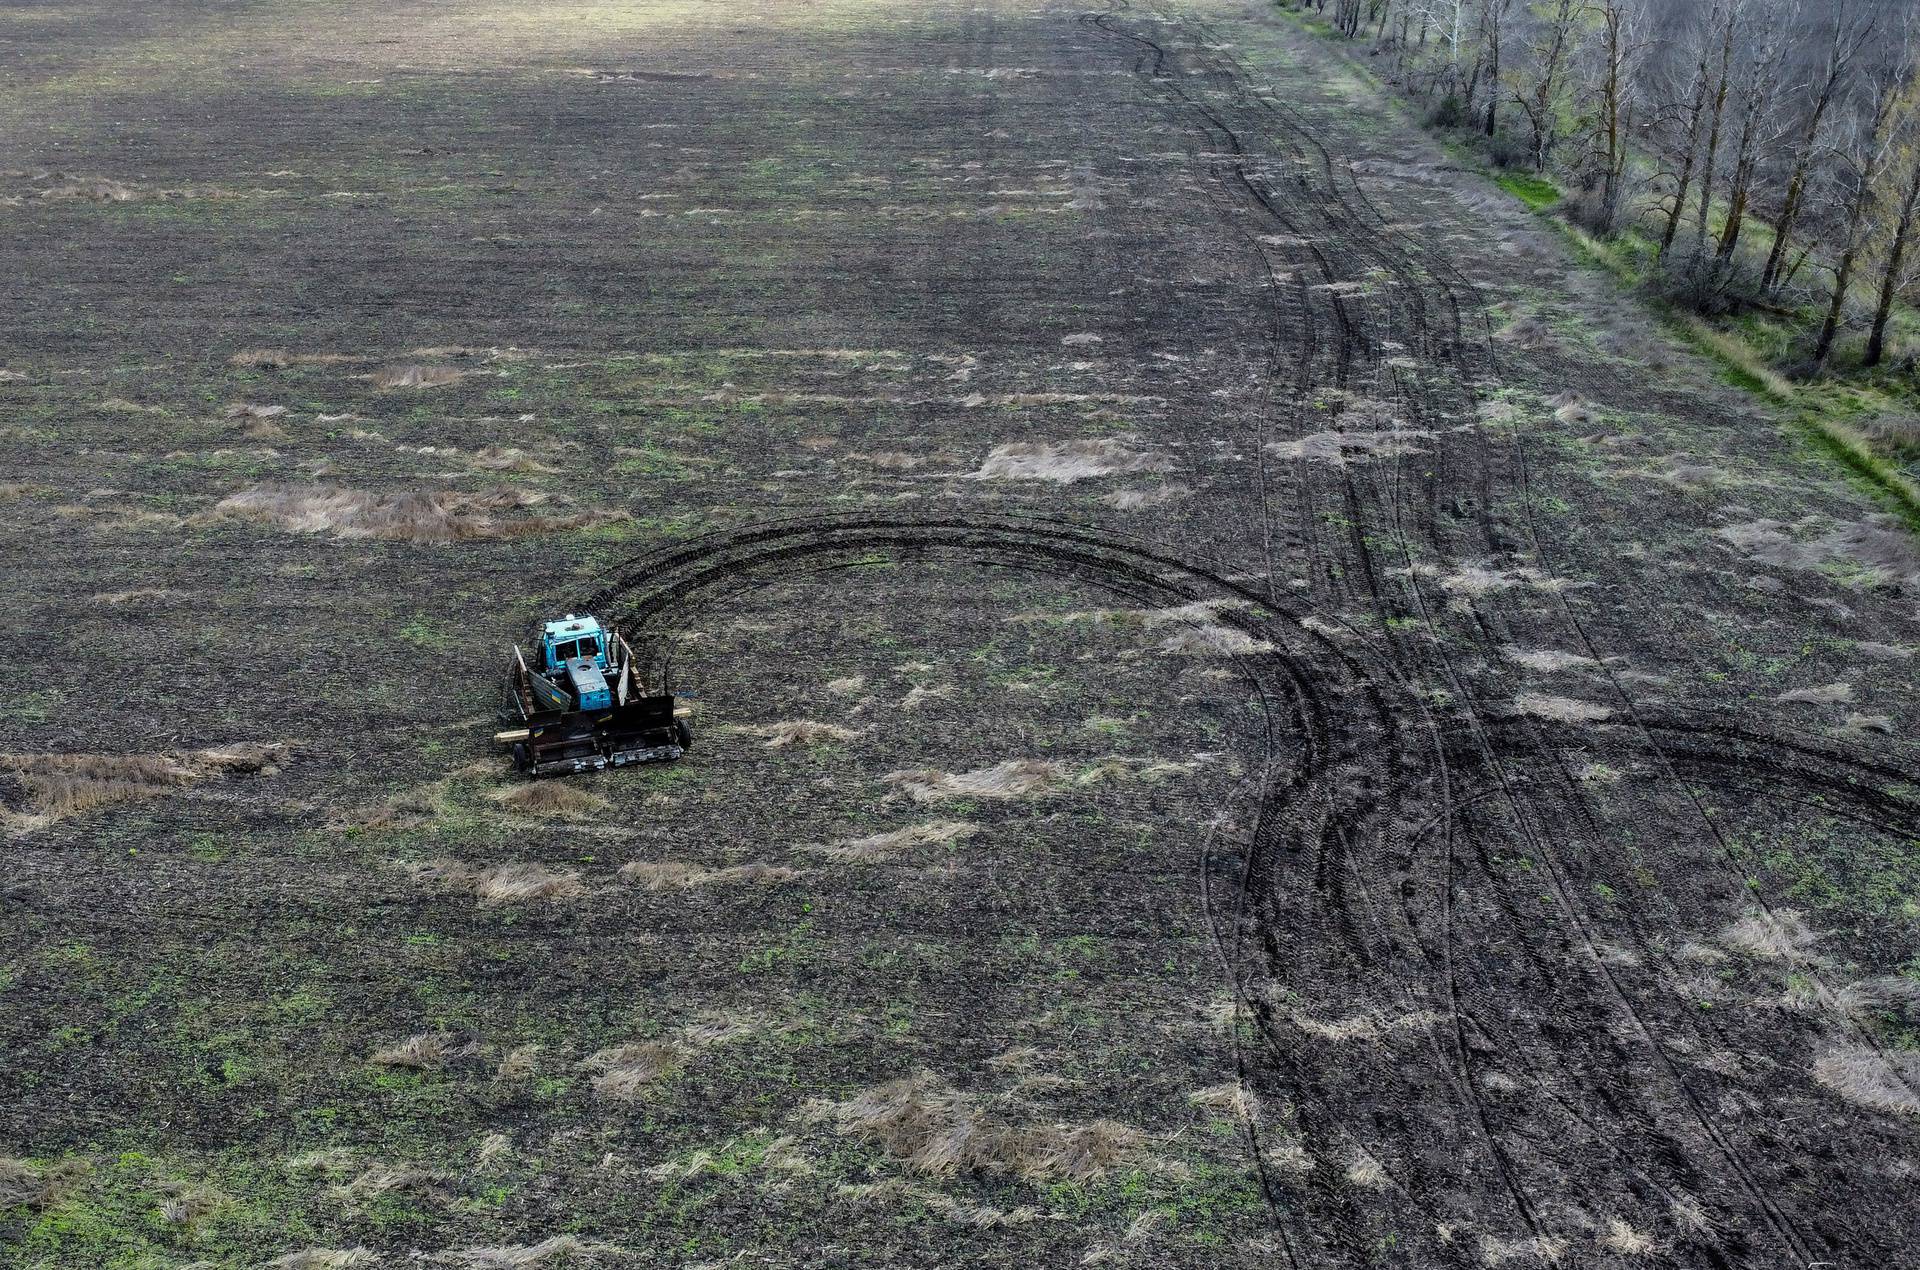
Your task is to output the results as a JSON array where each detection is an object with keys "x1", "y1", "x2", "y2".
[{"x1": 3, "y1": 1, "x2": 1918, "y2": 1267}]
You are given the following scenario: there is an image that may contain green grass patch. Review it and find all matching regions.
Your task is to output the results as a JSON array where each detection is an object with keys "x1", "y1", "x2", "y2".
[{"x1": 1493, "y1": 171, "x2": 1559, "y2": 210}]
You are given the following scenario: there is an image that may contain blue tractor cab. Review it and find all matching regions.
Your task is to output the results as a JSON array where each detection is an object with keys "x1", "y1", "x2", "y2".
[
  {"x1": 541, "y1": 614, "x2": 609, "y2": 674},
  {"x1": 541, "y1": 615, "x2": 613, "y2": 712}
]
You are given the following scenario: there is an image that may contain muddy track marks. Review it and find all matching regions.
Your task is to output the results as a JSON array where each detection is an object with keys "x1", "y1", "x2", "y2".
[{"x1": 1063, "y1": 5, "x2": 1915, "y2": 1265}]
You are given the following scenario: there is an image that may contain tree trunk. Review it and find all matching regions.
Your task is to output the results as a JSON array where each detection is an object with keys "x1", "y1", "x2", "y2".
[
  {"x1": 1483, "y1": 20, "x2": 1500, "y2": 136},
  {"x1": 1691, "y1": 9, "x2": 1736, "y2": 267},
  {"x1": 1760, "y1": 11, "x2": 1860, "y2": 291},
  {"x1": 1717, "y1": 51, "x2": 1773, "y2": 263},
  {"x1": 1596, "y1": 2, "x2": 1628, "y2": 230},
  {"x1": 1524, "y1": 0, "x2": 1576, "y2": 171},
  {"x1": 1815, "y1": 235, "x2": 1864, "y2": 368},
  {"x1": 1817, "y1": 172, "x2": 1880, "y2": 368},
  {"x1": 1817, "y1": 52, "x2": 1907, "y2": 368},
  {"x1": 1761, "y1": 164, "x2": 1812, "y2": 294},
  {"x1": 1658, "y1": 14, "x2": 1719, "y2": 260},
  {"x1": 1867, "y1": 160, "x2": 1920, "y2": 366}
]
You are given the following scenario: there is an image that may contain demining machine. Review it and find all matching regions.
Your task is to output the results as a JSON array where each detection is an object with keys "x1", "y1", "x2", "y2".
[{"x1": 495, "y1": 614, "x2": 690, "y2": 777}]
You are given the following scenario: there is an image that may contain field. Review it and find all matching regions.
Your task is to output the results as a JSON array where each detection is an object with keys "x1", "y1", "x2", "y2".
[{"x1": 4, "y1": 0, "x2": 1920, "y2": 1266}]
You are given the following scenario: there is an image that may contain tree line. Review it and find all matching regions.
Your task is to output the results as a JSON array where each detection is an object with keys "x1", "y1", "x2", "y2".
[{"x1": 1292, "y1": 0, "x2": 1920, "y2": 376}]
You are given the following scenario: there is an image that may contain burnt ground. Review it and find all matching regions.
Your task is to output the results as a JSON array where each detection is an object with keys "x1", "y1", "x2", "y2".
[{"x1": 3, "y1": 0, "x2": 1920, "y2": 1266}]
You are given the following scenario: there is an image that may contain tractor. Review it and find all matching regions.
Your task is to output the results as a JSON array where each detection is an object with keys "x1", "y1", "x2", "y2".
[{"x1": 495, "y1": 614, "x2": 689, "y2": 777}]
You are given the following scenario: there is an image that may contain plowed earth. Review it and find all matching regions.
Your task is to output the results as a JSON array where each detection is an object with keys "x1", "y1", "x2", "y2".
[{"x1": 3, "y1": 1, "x2": 1919, "y2": 1267}]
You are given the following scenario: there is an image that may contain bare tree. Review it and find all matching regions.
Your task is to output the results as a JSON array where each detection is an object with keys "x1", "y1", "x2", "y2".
[
  {"x1": 1658, "y1": 1, "x2": 1728, "y2": 261},
  {"x1": 1480, "y1": 0, "x2": 1518, "y2": 137},
  {"x1": 1761, "y1": 1, "x2": 1876, "y2": 294},
  {"x1": 1513, "y1": 0, "x2": 1584, "y2": 170},
  {"x1": 1815, "y1": 52, "x2": 1910, "y2": 369},
  {"x1": 1587, "y1": 0, "x2": 1649, "y2": 231},
  {"x1": 1688, "y1": 0, "x2": 1740, "y2": 267},
  {"x1": 1866, "y1": 96, "x2": 1920, "y2": 366},
  {"x1": 1714, "y1": 0, "x2": 1798, "y2": 264},
  {"x1": 1295, "y1": 0, "x2": 1920, "y2": 367}
]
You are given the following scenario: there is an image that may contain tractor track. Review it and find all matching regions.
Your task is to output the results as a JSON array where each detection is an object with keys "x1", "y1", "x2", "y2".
[
  {"x1": 1069, "y1": 4, "x2": 1920, "y2": 1265},
  {"x1": 584, "y1": 507, "x2": 1416, "y2": 1258},
  {"x1": 1084, "y1": 5, "x2": 1563, "y2": 1257},
  {"x1": 1077, "y1": 4, "x2": 1570, "y2": 1259},
  {"x1": 6, "y1": 0, "x2": 1919, "y2": 1263}
]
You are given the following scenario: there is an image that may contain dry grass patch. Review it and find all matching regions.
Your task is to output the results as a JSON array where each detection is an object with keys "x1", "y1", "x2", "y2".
[
  {"x1": 432, "y1": 1236, "x2": 607, "y2": 1268},
  {"x1": 1718, "y1": 516, "x2": 1920, "y2": 592},
  {"x1": 805, "y1": 819, "x2": 979, "y2": 864},
  {"x1": 1479, "y1": 1233, "x2": 1570, "y2": 1264},
  {"x1": 332, "y1": 1164, "x2": 445, "y2": 1205},
  {"x1": 214, "y1": 483, "x2": 616, "y2": 542},
  {"x1": 1600, "y1": 1219, "x2": 1656, "y2": 1256},
  {"x1": 1810, "y1": 1043, "x2": 1920, "y2": 1116},
  {"x1": 580, "y1": 1041, "x2": 682, "y2": 1102},
  {"x1": 617, "y1": 860, "x2": 800, "y2": 890},
  {"x1": 1267, "y1": 428, "x2": 1434, "y2": 463},
  {"x1": 853, "y1": 450, "x2": 927, "y2": 469},
  {"x1": 495, "y1": 1045, "x2": 541, "y2": 1081},
  {"x1": 1552, "y1": 397, "x2": 1596, "y2": 426},
  {"x1": 805, "y1": 1072, "x2": 1140, "y2": 1182},
  {"x1": 972, "y1": 437, "x2": 1170, "y2": 483},
  {"x1": 1495, "y1": 314, "x2": 1553, "y2": 347},
  {"x1": 1282, "y1": 1007, "x2": 1443, "y2": 1042},
  {"x1": 0, "y1": 741, "x2": 287, "y2": 831},
  {"x1": 679, "y1": 1015, "x2": 764, "y2": 1048},
  {"x1": 1010, "y1": 598, "x2": 1267, "y2": 657},
  {"x1": 752, "y1": 719, "x2": 861, "y2": 748},
  {"x1": 267, "y1": 1252, "x2": 376, "y2": 1270},
  {"x1": 1102, "y1": 483, "x2": 1191, "y2": 509},
  {"x1": 1503, "y1": 647, "x2": 1598, "y2": 674},
  {"x1": 472, "y1": 863, "x2": 588, "y2": 905},
  {"x1": 1157, "y1": 623, "x2": 1273, "y2": 657},
  {"x1": 1344, "y1": 1149, "x2": 1387, "y2": 1188},
  {"x1": 1189, "y1": 1082, "x2": 1259, "y2": 1123},
  {"x1": 1835, "y1": 976, "x2": 1920, "y2": 1022},
  {"x1": 1512, "y1": 693, "x2": 1613, "y2": 724},
  {"x1": 0, "y1": 1158, "x2": 44, "y2": 1209},
  {"x1": 900, "y1": 684, "x2": 952, "y2": 710},
  {"x1": 1719, "y1": 908, "x2": 1819, "y2": 960},
  {"x1": 1776, "y1": 683, "x2": 1853, "y2": 705},
  {"x1": 1425, "y1": 561, "x2": 1584, "y2": 603},
  {"x1": 0, "y1": 1157, "x2": 81, "y2": 1212},
  {"x1": 36, "y1": 175, "x2": 140, "y2": 202},
  {"x1": 373, "y1": 364, "x2": 466, "y2": 390},
  {"x1": 884, "y1": 759, "x2": 1063, "y2": 802},
  {"x1": 489, "y1": 781, "x2": 609, "y2": 819},
  {"x1": 649, "y1": 1132, "x2": 811, "y2": 1183},
  {"x1": 228, "y1": 345, "x2": 288, "y2": 366},
  {"x1": 369, "y1": 1032, "x2": 475, "y2": 1070},
  {"x1": 470, "y1": 446, "x2": 559, "y2": 474},
  {"x1": 411, "y1": 859, "x2": 587, "y2": 907},
  {"x1": 836, "y1": 1177, "x2": 1038, "y2": 1228},
  {"x1": 92, "y1": 587, "x2": 179, "y2": 605},
  {"x1": 228, "y1": 349, "x2": 356, "y2": 369},
  {"x1": 1841, "y1": 712, "x2": 1895, "y2": 737}
]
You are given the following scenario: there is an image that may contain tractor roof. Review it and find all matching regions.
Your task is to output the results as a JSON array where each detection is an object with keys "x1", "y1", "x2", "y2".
[{"x1": 542, "y1": 614, "x2": 603, "y2": 640}]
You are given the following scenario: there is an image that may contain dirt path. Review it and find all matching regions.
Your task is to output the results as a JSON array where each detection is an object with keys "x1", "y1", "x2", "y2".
[{"x1": 3, "y1": 0, "x2": 1918, "y2": 1266}]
